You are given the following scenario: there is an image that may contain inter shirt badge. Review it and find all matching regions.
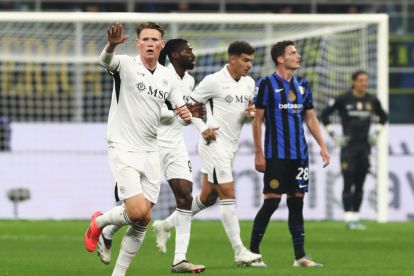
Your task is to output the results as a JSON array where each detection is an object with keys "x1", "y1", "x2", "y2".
[
  {"x1": 270, "y1": 179, "x2": 279, "y2": 189},
  {"x1": 288, "y1": 91, "x2": 296, "y2": 101}
]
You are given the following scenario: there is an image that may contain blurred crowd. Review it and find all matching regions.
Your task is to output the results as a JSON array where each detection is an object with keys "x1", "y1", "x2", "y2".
[{"x1": 0, "y1": 1, "x2": 410, "y2": 34}]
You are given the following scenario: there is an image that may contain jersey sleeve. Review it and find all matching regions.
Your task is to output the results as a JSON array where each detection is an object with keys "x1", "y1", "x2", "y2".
[
  {"x1": 99, "y1": 50, "x2": 126, "y2": 73},
  {"x1": 167, "y1": 78, "x2": 186, "y2": 108},
  {"x1": 320, "y1": 96, "x2": 340, "y2": 126},
  {"x1": 301, "y1": 79, "x2": 314, "y2": 110},
  {"x1": 190, "y1": 75, "x2": 217, "y2": 104},
  {"x1": 372, "y1": 97, "x2": 388, "y2": 125},
  {"x1": 253, "y1": 77, "x2": 268, "y2": 109}
]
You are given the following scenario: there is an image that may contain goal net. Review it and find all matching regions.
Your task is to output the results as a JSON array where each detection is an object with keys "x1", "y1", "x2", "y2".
[{"x1": 0, "y1": 12, "x2": 388, "y2": 221}]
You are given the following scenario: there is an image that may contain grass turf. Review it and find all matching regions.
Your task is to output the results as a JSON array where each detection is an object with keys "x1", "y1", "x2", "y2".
[{"x1": 1, "y1": 220, "x2": 413, "y2": 275}]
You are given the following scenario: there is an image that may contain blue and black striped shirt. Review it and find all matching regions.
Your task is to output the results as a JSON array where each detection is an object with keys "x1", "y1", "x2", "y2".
[{"x1": 254, "y1": 73, "x2": 313, "y2": 160}]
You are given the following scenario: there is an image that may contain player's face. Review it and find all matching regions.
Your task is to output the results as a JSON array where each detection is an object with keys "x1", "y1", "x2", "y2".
[
  {"x1": 353, "y1": 73, "x2": 368, "y2": 94},
  {"x1": 135, "y1": 28, "x2": 165, "y2": 60},
  {"x1": 232, "y1": 53, "x2": 254, "y2": 77},
  {"x1": 176, "y1": 43, "x2": 195, "y2": 70},
  {"x1": 281, "y1": 45, "x2": 301, "y2": 70}
]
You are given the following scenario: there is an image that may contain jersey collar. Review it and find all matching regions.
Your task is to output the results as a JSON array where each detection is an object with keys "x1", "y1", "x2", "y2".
[
  {"x1": 168, "y1": 63, "x2": 189, "y2": 80},
  {"x1": 136, "y1": 55, "x2": 161, "y2": 71},
  {"x1": 223, "y1": 64, "x2": 239, "y2": 83}
]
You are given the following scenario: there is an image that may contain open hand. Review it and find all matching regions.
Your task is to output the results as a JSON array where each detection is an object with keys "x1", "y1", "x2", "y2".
[{"x1": 107, "y1": 23, "x2": 129, "y2": 46}]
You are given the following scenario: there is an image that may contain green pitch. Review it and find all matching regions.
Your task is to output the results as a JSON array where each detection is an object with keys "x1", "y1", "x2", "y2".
[{"x1": 1, "y1": 220, "x2": 413, "y2": 275}]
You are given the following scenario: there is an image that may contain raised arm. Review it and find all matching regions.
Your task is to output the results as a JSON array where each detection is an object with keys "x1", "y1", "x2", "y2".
[{"x1": 99, "y1": 23, "x2": 129, "y2": 70}]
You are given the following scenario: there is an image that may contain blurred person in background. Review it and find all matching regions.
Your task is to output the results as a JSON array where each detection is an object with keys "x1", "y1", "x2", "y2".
[{"x1": 321, "y1": 70, "x2": 388, "y2": 230}]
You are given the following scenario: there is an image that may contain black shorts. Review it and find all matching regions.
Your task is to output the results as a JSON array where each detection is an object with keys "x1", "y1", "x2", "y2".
[
  {"x1": 263, "y1": 158, "x2": 309, "y2": 194},
  {"x1": 340, "y1": 147, "x2": 370, "y2": 174}
]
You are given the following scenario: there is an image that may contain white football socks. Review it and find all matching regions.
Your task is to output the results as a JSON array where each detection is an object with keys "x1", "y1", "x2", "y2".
[
  {"x1": 191, "y1": 194, "x2": 207, "y2": 216},
  {"x1": 96, "y1": 205, "x2": 131, "y2": 228},
  {"x1": 102, "y1": 224, "x2": 122, "y2": 240},
  {"x1": 173, "y1": 208, "x2": 192, "y2": 265},
  {"x1": 219, "y1": 199, "x2": 243, "y2": 253},
  {"x1": 163, "y1": 210, "x2": 176, "y2": 232},
  {"x1": 112, "y1": 224, "x2": 147, "y2": 276}
]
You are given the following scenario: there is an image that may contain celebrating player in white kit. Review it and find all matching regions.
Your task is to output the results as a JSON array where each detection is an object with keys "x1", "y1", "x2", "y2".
[
  {"x1": 97, "y1": 38, "x2": 206, "y2": 274},
  {"x1": 155, "y1": 41, "x2": 261, "y2": 266},
  {"x1": 83, "y1": 23, "x2": 191, "y2": 276}
]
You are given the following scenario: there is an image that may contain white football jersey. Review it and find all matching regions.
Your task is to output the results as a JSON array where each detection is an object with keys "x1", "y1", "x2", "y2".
[
  {"x1": 102, "y1": 54, "x2": 185, "y2": 152},
  {"x1": 191, "y1": 65, "x2": 255, "y2": 151},
  {"x1": 157, "y1": 64, "x2": 195, "y2": 148}
]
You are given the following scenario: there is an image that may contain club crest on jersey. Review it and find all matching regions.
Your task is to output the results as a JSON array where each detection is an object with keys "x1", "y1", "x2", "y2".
[
  {"x1": 136, "y1": 82, "x2": 146, "y2": 93},
  {"x1": 225, "y1": 95, "x2": 234, "y2": 103},
  {"x1": 162, "y1": 79, "x2": 168, "y2": 87},
  {"x1": 269, "y1": 179, "x2": 279, "y2": 189},
  {"x1": 119, "y1": 186, "x2": 126, "y2": 194},
  {"x1": 288, "y1": 91, "x2": 296, "y2": 101}
]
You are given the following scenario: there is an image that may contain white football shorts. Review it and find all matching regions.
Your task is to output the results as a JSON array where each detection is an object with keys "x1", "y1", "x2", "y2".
[
  {"x1": 198, "y1": 140, "x2": 235, "y2": 184},
  {"x1": 108, "y1": 146, "x2": 161, "y2": 204},
  {"x1": 159, "y1": 145, "x2": 193, "y2": 182}
]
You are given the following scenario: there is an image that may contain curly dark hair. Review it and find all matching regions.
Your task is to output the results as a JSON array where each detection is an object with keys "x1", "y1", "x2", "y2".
[{"x1": 158, "y1": 38, "x2": 189, "y2": 65}]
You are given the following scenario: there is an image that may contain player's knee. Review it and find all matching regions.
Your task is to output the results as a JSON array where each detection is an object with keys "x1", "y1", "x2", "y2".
[
  {"x1": 198, "y1": 189, "x2": 218, "y2": 207},
  {"x1": 175, "y1": 193, "x2": 193, "y2": 210},
  {"x1": 263, "y1": 198, "x2": 281, "y2": 212},
  {"x1": 126, "y1": 205, "x2": 151, "y2": 223},
  {"x1": 354, "y1": 190, "x2": 363, "y2": 198},
  {"x1": 287, "y1": 197, "x2": 304, "y2": 212},
  {"x1": 204, "y1": 193, "x2": 218, "y2": 207}
]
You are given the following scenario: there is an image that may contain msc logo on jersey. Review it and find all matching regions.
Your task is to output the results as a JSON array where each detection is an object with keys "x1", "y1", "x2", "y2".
[
  {"x1": 225, "y1": 95, "x2": 250, "y2": 104},
  {"x1": 225, "y1": 95, "x2": 234, "y2": 103},
  {"x1": 148, "y1": 86, "x2": 168, "y2": 100},
  {"x1": 235, "y1": 95, "x2": 250, "y2": 103},
  {"x1": 136, "y1": 82, "x2": 168, "y2": 100},
  {"x1": 136, "y1": 82, "x2": 146, "y2": 93}
]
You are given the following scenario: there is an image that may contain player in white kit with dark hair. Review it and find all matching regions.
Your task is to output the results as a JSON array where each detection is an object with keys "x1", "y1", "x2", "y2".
[
  {"x1": 83, "y1": 23, "x2": 191, "y2": 276},
  {"x1": 178, "y1": 41, "x2": 261, "y2": 265}
]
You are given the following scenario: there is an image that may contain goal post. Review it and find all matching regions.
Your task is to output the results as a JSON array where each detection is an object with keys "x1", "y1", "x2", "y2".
[{"x1": 0, "y1": 12, "x2": 388, "y2": 221}]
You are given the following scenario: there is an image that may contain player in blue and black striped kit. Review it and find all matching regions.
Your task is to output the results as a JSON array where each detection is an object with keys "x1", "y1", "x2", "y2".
[{"x1": 248, "y1": 40, "x2": 330, "y2": 268}]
